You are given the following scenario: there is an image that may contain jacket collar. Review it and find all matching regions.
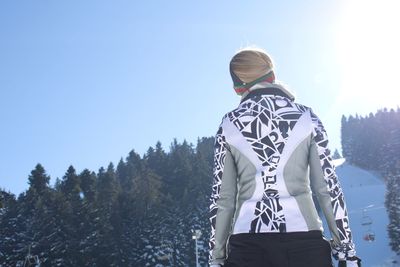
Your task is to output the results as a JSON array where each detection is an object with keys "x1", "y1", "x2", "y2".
[{"x1": 240, "y1": 83, "x2": 295, "y2": 103}]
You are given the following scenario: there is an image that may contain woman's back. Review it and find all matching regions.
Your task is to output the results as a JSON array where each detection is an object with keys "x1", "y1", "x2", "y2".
[{"x1": 209, "y1": 47, "x2": 360, "y2": 267}]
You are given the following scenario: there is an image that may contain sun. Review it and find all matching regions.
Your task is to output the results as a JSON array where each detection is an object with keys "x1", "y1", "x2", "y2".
[{"x1": 335, "y1": 0, "x2": 400, "y2": 110}]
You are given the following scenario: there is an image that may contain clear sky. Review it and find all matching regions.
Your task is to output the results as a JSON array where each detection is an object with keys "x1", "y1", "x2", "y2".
[{"x1": 1, "y1": 0, "x2": 399, "y2": 195}]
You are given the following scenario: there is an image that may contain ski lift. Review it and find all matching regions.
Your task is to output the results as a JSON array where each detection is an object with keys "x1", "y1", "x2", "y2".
[
  {"x1": 361, "y1": 215, "x2": 373, "y2": 226},
  {"x1": 363, "y1": 231, "x2": 375, "y2": 242},
  {"x1": 23, "y1": 245, "x2": 41, "y2": 267},
  {"x1": 361, "y1": 210, "x2": 373, "y2": 226},
  {"x1": 361, "y1": 209, "x2": 375, "y2": 242}
]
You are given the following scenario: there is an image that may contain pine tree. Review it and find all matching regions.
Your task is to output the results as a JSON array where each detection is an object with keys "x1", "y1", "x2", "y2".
[
  {"x1": 146, "y1": 141, "x2": 168, "y2": 178},
  {"x1": 0, "y1": 190, "x2": 15, "y2": 211},
  {"x1": 14, "y1": 165, "x2": 75, "y2": 266},
  {"x1": 386, "y1": 173, "x2": 400, "y2": 255},
  {"x1": 385, "y1": 114, "x2": 400, "y2": 255},
  {"x1": 28, "y1": 163, "x2": 50, "y2": 195},
  {"x1": 95, "y1": 164, "x2": 122, "y2": 266},
  {"x1": 57, "y1": 165, "x2": 84, "y2": 265},
  {"x1": 167, "y1": 139, "x2": 194, "y2": 202},
  {"x1": 76, "y1": 169, "x2": 99, "y2": 266},
  {"x1": 60, "y1": 165, "x2": 81, "y2": 201},
  {"x1": 79, "y1": 169, "x2": 97, "y2": 202},
  {"x1": 132, "y1": 161, "x2": 162, "y2": 217},
  {"x1": 1, "y1": 137, "x2": 219, "y2": 266},
  {"x1": 122, "y1": 150, "x2": 141, "y2": 192},
  {"x1": 0, "y1": 190, "x2": 18, "y2": 264},
  {"x1": 35, "y1": 189, "x2": 74, "y2": 266}
]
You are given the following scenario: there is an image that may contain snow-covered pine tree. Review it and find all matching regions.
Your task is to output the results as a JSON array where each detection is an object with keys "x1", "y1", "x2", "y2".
[
  {"x1": 1, "y1": 137, "x2": 217, "y2": 266},
  {"x1": 385, "y1": 122, "x2": 400, "y2": 255},
  {"x1": 0, "y1": 190, "x2": 17, "y2": 264},
  {"x1": 386, "y1": 172, "x2": 400, "y2": 255}
]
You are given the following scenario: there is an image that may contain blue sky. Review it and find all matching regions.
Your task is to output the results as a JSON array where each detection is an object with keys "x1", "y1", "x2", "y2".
[{"x1": 1, "y1": 0, "x2": 399, "y2": 195}]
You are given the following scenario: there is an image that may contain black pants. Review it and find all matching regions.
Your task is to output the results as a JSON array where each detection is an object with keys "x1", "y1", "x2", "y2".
[{"x1": 225, "y1": 231, "x2": 333, "y2": 267}]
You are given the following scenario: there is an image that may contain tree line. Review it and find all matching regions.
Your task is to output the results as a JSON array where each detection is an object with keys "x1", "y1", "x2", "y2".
[
  {"x1": 341, "y1": 107, "x2": 400, "y2": 255},
  {"x1": 0, "y1": 138, "x2": 214, "y2": 266},
  {"x1": 1, "y1": 106, "x2": 399, "y2": 266}
]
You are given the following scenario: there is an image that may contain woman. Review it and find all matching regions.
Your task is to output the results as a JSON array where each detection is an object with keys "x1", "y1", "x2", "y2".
[{"x1": 209, "y1": 47, "x2": 361, "y2": 267}]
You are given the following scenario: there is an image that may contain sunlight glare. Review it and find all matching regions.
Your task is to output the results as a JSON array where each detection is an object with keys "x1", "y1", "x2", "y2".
[{"x1": 335, "y1": 0, "x2": 400, "y2": 111}]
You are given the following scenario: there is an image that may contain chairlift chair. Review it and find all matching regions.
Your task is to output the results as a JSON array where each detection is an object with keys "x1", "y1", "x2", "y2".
[
  {"x1": 363, "y1": 231, "x2": 375, "y2": 242},
  {"x1": 361, "y1": 215, "x2": 373, "y2": 226}
]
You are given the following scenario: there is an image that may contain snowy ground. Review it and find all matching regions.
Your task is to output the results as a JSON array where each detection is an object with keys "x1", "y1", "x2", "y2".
[{"x1": 327, "y1": 159, "x2": 398, "y2": 267}]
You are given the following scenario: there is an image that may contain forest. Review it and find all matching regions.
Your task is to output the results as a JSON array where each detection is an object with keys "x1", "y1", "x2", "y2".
[
  {"x1": 341, "y1": 107, "x2": 400, "y2": 255},
  {"x1": 1, "y1": 107, "x2": 400, "y2": 266},
  {"x1": 1, "y1": 138, "x2": 214, "y2": 266}
]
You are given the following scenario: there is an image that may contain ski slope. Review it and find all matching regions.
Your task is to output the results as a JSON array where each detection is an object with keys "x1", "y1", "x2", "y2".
[{"x1": 327, "y1": 159, "x2": 398, "y2": 267}]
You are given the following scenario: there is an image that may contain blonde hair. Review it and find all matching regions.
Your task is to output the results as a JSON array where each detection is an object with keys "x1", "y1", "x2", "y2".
[{"x1": 230, "y1": 47, "x2": 274, "y2": 83}]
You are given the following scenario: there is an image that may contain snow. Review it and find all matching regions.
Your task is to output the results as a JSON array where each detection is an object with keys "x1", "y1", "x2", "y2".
[{"x1": 327, "y1": 160, "x2": 399, "y2": 267}]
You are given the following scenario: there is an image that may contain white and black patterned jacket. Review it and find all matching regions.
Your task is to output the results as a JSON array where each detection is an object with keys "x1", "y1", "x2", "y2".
[{"x1": 209, "y1": 84, "x2": 356, "y2": 266}]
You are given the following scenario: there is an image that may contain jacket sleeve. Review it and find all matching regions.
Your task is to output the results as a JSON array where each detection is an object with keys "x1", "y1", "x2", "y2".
[
  {"x1": 209, "y1": 124, "x2": 238, "y2": 266},
  {"x1": 308, "y1": 110, "x2": 357, "y2": 261}
]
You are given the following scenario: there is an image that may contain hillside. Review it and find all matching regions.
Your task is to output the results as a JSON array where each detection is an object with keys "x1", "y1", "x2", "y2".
[
  {"x1": 1, "y1": 155, "x2": 399, "y2": 266},
  {"x1": 331, "y1": 160, "x2": 398, "y2": 267}
]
